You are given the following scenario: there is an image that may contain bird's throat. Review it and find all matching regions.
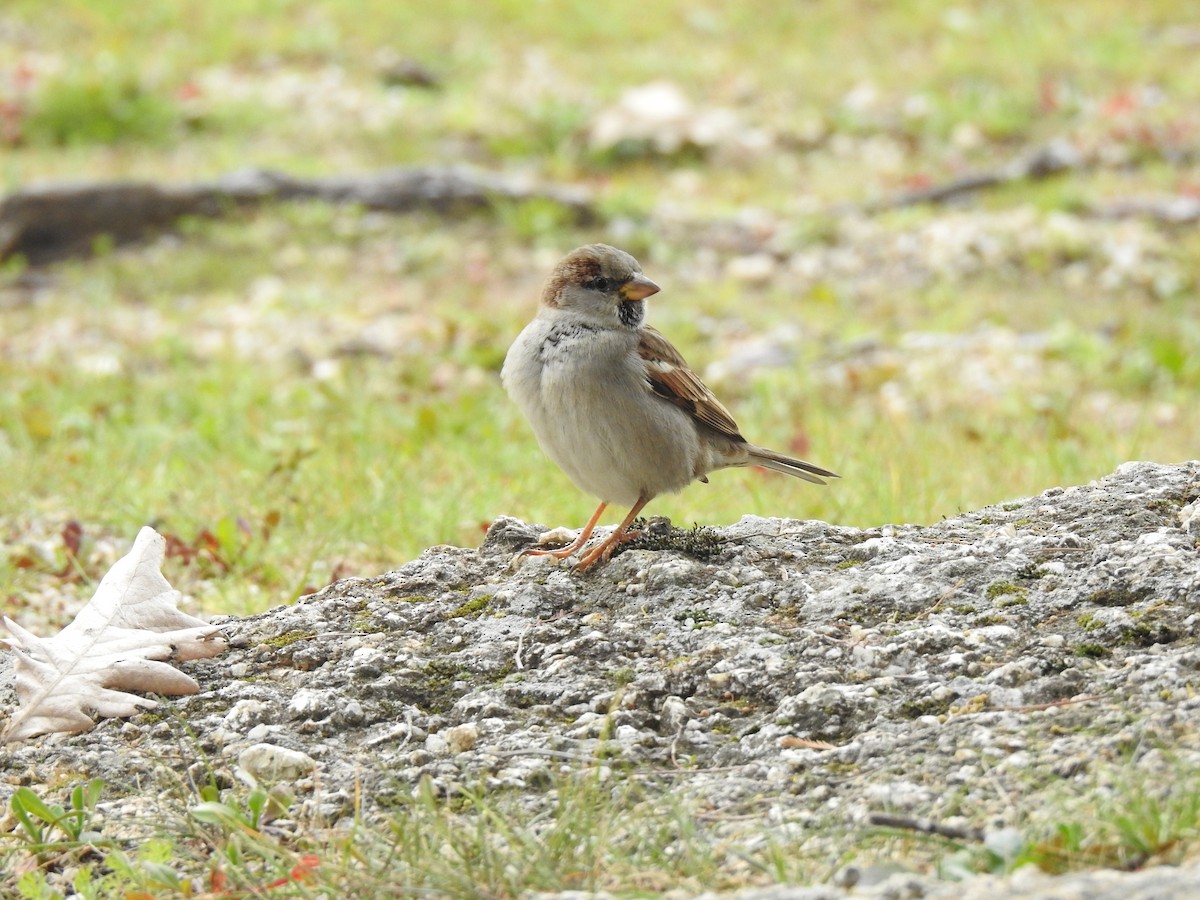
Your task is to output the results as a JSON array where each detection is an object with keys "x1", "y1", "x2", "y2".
[{"x1": 617, "y1": 300, "x2": 645, "y2": 329}]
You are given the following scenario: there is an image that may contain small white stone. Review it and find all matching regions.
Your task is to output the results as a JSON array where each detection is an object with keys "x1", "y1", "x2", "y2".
[
  {"x1": 1179, "y1": 500, "x2": 1199, "y2": 533},
  {"x1": 245, "y1": 723, "x2": 278, "y2": 742},
  {"x1": 726, "y1": 253, "x2": 777, "y2": 284},
  {"x1": 288, "y1": 689, "x2": 328, "y2": 717},
  {"x1": 445, "y1": 723, "x2": 479, "y2": 754},
  {"x1": 238, "y1": 743, "x2": 317, "y2": 783},
  {"x1": 223, "y1": 699, "x2": 269, "y2": 730},
  {"x1": 661, "y1": 696, "x2": 689, "y2": 732},
  {"x1": 536, "y1": 526, "x2": 579, "y2": 545}
]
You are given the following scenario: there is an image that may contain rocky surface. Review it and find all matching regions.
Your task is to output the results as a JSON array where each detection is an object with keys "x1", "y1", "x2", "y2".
[{"x1": 3, "y1": 460, "x2": 1200, "y2": 897}]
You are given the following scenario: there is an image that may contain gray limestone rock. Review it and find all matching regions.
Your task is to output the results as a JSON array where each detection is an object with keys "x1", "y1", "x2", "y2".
[{"x1": 3, "y1": 460, "x2": 1199, "y2": 898}]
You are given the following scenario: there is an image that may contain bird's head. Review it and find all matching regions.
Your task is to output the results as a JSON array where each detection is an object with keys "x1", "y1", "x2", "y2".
[{"x1": 541, "y1": 243, "x2": 660, "y2": 329}]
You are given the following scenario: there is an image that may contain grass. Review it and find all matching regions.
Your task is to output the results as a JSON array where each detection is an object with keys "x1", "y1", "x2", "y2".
[
  {"x1": 0, "y1": 0, "x2": 1196, "y2": 604},
  {"x1": 6, "y1": 753, "x2": 1200, "y2": 896},
  {"x1": 2, "y1": 764, "x2": 832, "y2": 896},
  {"x1": 2, "y1": 0, "x2": 1200, "y2": 892},
  {"x1": 2, "y1": 205, "x2": 1195, "y2": 613}
]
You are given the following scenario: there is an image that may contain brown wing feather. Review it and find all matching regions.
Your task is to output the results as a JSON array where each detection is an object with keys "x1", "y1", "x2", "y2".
[{"x1": 637, "y1": 326, "x2": 745, "y2": 441}]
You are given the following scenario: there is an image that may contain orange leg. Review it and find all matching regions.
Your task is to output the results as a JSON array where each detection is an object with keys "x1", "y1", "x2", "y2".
[
  {"x1": 574, "y1": 496, "x2": 650, "y2": 572},
  {"x1": 520, "y1": 502, "x2": 608, "y2": 560}
]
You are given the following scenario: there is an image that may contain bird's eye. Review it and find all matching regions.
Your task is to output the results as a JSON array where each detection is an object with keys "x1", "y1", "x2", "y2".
[{"x1": 588, "y1": 276, "x2": 616, "y2": 292}]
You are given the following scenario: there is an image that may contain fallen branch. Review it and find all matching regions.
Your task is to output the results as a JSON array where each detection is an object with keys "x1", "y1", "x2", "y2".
[
  {"x1": 867, "y1": 139, "x2": 1085, "y2": 211},
  {"x1": 0, "y1": 166, "x2": 595, "y2": 265},
  {"x1": 867, "y1": 813, "x2": 985, "y2": 842},
  {"x1": 4, "y1": 141, "x2": 1192, "y2": 269}
]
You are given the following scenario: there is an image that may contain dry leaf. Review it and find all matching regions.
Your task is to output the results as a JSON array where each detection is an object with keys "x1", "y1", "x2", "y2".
[{"x1": 2, "y1": 526, "x2": 228, "y2": 744}]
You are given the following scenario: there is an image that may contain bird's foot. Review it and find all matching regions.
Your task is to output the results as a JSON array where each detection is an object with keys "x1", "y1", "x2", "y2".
[
  {"x1": 573, "y1": 529, "x2": 642, "y2": 572},
  {"x1": 514, "y1": 530, "x2": 591, "y2": 564},
  {"x1": 519, "y1": 544, "x2": 581, "y2": 561}
]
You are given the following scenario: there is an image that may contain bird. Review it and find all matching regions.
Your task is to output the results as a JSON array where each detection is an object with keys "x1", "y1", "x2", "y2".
[{"x1": 501, "y1": 243, "x2": 838, "y2": 572}]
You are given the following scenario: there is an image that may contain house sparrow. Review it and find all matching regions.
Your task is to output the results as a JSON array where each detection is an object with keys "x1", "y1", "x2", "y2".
[{"x1": 501, "y1": 243, "x2": 838, "y2": 571}]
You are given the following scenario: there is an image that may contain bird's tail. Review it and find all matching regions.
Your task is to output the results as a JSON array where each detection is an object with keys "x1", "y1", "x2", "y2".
[{"x1": 745, "y1": 445, "x2": 840, "y2": 485}]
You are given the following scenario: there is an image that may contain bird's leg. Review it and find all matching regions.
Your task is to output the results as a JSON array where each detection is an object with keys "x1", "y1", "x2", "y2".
[
  {"x1": 521, "y1": 502, "x2": 608, "y2": 560},
  {"x1": 574, "y1": 496, "x2": 650, "y2": 572}
]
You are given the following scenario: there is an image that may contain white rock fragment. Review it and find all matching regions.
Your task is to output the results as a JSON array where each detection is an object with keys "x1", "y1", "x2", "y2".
[
  {"x1": 223, "y1": 699, "x2": 271, "y2": 730},
  {"x1": 661, "y1": 696, "x2": 689, "y2": 733},
  {"x1": 588, "y1": 80, "x2": 771, "y2": 160},
  {"x1": 289, "y1": 688, "x2": 332, "y2": 718},
  {"x1": 445, "y1": 723, "x2": 479, "y2": 754},
  {"x1": 1180, "y1": 499, "x2": 1200, "y2": 533},
  {"x1": 725, "y1": 253, "x2": 778, "y2": 284},
  {"x1": 238, "y1": 743, "x2": 317, "y2": 783}
]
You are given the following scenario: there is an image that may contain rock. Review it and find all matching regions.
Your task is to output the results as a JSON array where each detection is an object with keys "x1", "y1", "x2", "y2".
[
  {"x1": 2, "y1": 460, "x2": 1200, "y2": 897},
  {"x1": 237, "y1": 743, "x2": 317, "y2": 783},
  {"x1": 587, "y1": 80, "x2": 772, "y2": 161},
  {"x1": 444, "y1": 723, "x2": 478, "y2": 754},
  {"x1": 375, "y1": 52, "x2": 441, "y2": 89}
]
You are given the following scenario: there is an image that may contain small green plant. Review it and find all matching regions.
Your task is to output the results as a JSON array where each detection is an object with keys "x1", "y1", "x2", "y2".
[
  {"x1": 187, "y1": 784, "x2": 314, "y2": 893},
  {"x1": 673, "y1": 607, "x2": 719, "y2": 626},
  {"x1": 372, "y1": 769, "x2": 747, "y2": 894},
  {"x1": 885, "y1": 760, "x2": 1200, "y2": 880},
  {"x1": 25, "y1": 70, "x2": 179, "y2": 146},
  {"x1": 448, "y1": 595, "x2": 491, "y2": 618},
  {"x1": 938, "y1": 827, "x2": 1033, "y2": 879},
  {"x1": 974, "y1": 614, "x2": 1008, "y2": 625},
  {"x1": 996, "y1": 595, "x2": 1028, "y2": 608},
  {"x1": 985, "y1": 580, "x2": 1025, "y2": 600},
  {"x1": 609, "y1": 667, "x2": 636, "y2": 686},
  {"x1": 102, "y1": 839, "x2": 194, "y2": 896},
  {"x1": 491, "y1": 196, "x2": 583, "y2": 242},
  {"x1": 485, "y1": 97, "x2": 590, "y2": 162},
  {"x1": 263, "y1": 628, "x2": 317, "y2": 648},
  {"x1": 9, "y1": 779, "x2": 105, "y2": 853},
  {"x1": 1026, "y1": 764, "x2": 1200, "y2": 872},
  {"x1": 191, "y1": 784, "x2": 276, "y2": 833}
]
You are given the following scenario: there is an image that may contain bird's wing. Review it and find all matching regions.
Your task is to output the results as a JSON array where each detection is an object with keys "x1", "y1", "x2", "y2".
[{"x1": 637, "y1": 326, "x2": 745, "y2": 441}]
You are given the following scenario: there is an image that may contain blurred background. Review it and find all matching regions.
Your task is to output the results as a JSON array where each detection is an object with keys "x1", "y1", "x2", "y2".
[{"x1": 1, "y1": 0, "x2": 1197, "y2": 623}]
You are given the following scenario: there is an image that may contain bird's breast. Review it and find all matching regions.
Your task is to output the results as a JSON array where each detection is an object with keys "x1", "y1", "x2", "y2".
[
  {"x1": 503, "y1": 317, "x2": 701, "y2": 505},
  {"x1": 536, "y1": 321, "x2": 607, "y2": 366}
]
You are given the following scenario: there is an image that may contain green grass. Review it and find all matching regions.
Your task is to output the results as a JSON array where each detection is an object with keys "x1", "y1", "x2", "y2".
[
  {"x1": 2, "y1": 195, "x2": 1198, "y2": 615},
  {"x1": 5, "y1": 204, "x2": 1191, "y2": 614},
  {"x1": 7, "y1": 754, "x2": 1200, "y2": 895},
  {"x1": 2, "y1": 0, "x2": 1200, "y2": 892},
  {"x1": 2, "y1": 765, "x2": 833, "y2": 896}
]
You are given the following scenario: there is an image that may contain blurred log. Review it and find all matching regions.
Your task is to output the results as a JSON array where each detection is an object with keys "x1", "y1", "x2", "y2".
[
  {"x1": 867, "y1": 813, "x2": 985, "y2": 842},
  {"x1": 869, "y1": 139, "x2": 1084, "y2": 211},
  {"x1": 0, "y1": 166, "x2": 595, "y2": 265}
]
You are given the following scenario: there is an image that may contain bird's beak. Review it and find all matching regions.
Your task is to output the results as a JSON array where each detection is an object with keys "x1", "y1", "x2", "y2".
[{"x1": 619, "y1": 274, "x2": 660, "y2": 301}]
